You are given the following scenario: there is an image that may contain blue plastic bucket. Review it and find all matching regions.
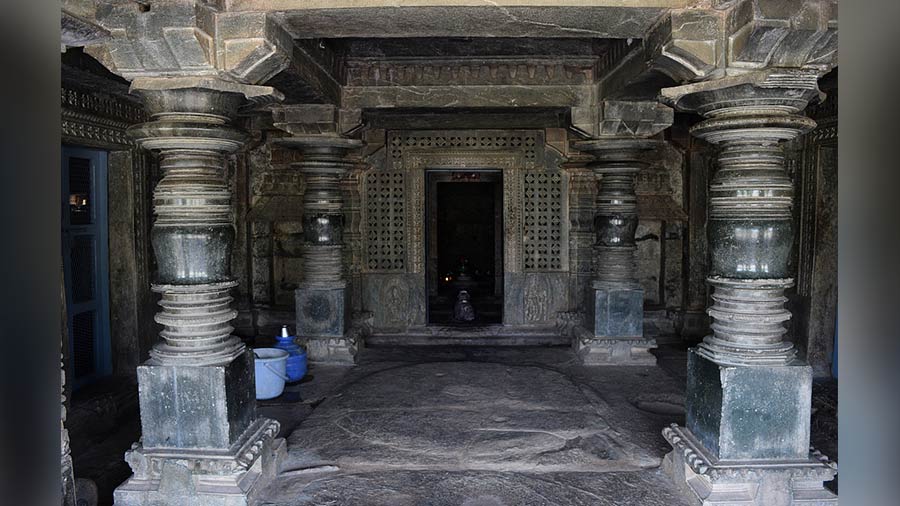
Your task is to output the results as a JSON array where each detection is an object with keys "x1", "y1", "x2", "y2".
[{"x1": 253, "y1": 348, "x2": 289, "y2": 400}]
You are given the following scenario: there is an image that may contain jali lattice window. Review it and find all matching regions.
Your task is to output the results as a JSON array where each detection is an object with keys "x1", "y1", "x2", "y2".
[
  {"x1": 365, "y1": 171, "x2": 406, "y2": 271},
  {"x1": 523, "y1": 171, "x2": 563, "y2": 271}
]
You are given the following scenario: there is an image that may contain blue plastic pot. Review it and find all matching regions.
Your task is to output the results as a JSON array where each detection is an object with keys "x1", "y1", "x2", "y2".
[{"x1": 273, "y1": 325, "x2": 307, "y2": 383}]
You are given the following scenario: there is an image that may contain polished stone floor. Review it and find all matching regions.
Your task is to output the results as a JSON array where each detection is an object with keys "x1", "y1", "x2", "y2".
[{"x1": 258, "y1": 346, "x2": 693, "y2": 505}]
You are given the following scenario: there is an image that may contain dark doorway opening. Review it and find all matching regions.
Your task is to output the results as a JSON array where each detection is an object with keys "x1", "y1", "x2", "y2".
[
  {"x1": 62, "y1": 145, "x2": 112, "y2": 390},
  {"x1": 426, "y1": 171, "x2": 503, "y2": 324}
]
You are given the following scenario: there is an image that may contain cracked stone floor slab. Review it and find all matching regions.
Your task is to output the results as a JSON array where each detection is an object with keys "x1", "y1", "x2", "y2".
[{"x1": 260, "y1": 346, "x2": 691, "y2": 505}]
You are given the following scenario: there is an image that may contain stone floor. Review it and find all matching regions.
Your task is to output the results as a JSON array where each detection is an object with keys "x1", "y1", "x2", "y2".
[
  {"x1": 70, "y1": 340, "x2": 839, "y2": 505},
  {"x1": 258, "y1": 345, "x2": 692, "y2": 505}
]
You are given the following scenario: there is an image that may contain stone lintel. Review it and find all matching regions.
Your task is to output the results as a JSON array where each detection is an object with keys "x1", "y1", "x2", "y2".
[{"x1": 663, "y1": 423, "x2": 837, "y2": 506}]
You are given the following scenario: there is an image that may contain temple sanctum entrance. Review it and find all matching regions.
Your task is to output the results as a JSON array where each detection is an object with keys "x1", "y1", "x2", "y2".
[{"x1": 426, "y1": 170, "x2": 504, "y2": 325}]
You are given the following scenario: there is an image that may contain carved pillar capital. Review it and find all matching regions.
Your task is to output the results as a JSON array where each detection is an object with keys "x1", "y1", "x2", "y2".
[{"x1": 662, "y1": 70, "x2": 822, "y2": 366}]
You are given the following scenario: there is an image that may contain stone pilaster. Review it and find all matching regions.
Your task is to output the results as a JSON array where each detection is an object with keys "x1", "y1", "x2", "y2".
[
  {"x1": 273, "y1": 105, "x2": 364, "y2": 364},
  {"x1": 659, "y1": 70, "x2": 837, "y2": 506},
  {"x1": 569, "y1": 101, "x2": 672, "y2": 365},
  {"x1": 114, "y1": 80, "x2": 284, "y2": 506}
]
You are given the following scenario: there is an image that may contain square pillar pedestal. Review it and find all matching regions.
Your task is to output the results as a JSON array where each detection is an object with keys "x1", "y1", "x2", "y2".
[
  {"x1": 295, "y1": 283, "x2": 356, "y2": 364},
  {"x1": 663, "y1": 350, "x2": 837, "y2": 505},
  {"x1": 114, "y1": 350, "x2": 285, "y2": 506},
  {"x1": 574, "y1": 281, "x2": 656, "y2": 365}
]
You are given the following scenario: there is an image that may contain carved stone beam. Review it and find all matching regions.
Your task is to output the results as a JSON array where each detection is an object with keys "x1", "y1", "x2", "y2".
[
  {"x1": 271, "y1": 105, "x2": 365, "y2": 364},
  {"x1": 569, "y1": 100, "x2": 672, "y2": 366},
  {"x1": 61, "y1": 8, "x2": 109, "y2": 52},
  {"x1": 84, "y1": 2, "x2": 294, "y2": 86},
  {"x1": 114, "y1": 77, "x2": 285, "y2": 506},
  {"x1": 599, "y1": 0, "x2": 838, "y2": 100},
  {"x1": 659, "y1": 69, "x2": 837, "y2": 505}
]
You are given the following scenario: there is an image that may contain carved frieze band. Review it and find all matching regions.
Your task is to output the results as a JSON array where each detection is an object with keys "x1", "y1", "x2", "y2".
[
  {"x1": 61, "y1": 87, "x2": 146, "y2": 147},
  {"x1": 345, "y1": 59, "x2": 596, "y2": 87}
]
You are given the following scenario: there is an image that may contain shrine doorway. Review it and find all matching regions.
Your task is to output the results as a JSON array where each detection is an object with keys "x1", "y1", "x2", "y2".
[{"x1": 426, "y1": 170, "x2": 503, "y2": 325}]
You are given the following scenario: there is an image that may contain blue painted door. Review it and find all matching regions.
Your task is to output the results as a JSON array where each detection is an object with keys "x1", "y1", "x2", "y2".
[{"x1": 62, "y1": 146, "x2": 111, "y2": 389}]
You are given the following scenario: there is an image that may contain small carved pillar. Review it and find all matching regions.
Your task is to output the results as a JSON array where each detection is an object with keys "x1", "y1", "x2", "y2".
[
  {"x1": 272, "y1": 105, "x2": 364, "y2": 364},
  {"x1": 570, "y1": 101, "x2": 672, "y2": 365},
  {"x1": 659, "y1": 71, "x2": 837, "y2": 505},
  {"x1": 114, "y1": 80, "x2": 284, "y2": 506}
]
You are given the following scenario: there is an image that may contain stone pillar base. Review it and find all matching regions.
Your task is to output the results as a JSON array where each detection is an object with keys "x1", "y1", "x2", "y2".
[
  {"x1": 573, "y1": 281, "x2": 657, "y2": 365},
  {"x1": 663, "y1": 424, "x2": 837, "y2": 506},
  {"x1": 573, "y1": 329, "x2": 657, "y2": 365},
  {"x1": 592, "y1": 281, "x2": 644, "y2": 337},
  {"x1": 306, "y1": 337, "x2": 357, "y2": 364},
  {"x1": 114, "y1": 419, "x2": 285, "y2": 506},
  {"x1": 136, "y1": 351, "x2": 256, "y2": 449},
  {"x1": 687, "y1": 350, "x2": 812, "y2": 460},
  {"x1": 295, "y1": 284, "x2": 358, "y2": 364}
]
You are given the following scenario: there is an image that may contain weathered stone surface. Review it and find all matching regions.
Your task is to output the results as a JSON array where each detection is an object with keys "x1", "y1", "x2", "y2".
[
  {"x1": 295, "y1": 286, "x2": 348, "y2": 338},
  {"x1": 239, "y1": 344, "x2": 697, "y2": 504},
  {"x1": 263, "y1": 469, "x2": 692, "y2": 506},
  {"x1": 686, "y1": 350, "x2": 812, "y2": 461},
  {"x1": 137, "y1": 350, "x2": 255, "y2": 450},
  {"x1": 275, "y1": 5, "x2": 669, "y2": 39},
  {"x1": 592, "y1": 282, "x2": 644, "y2": 338},
  {"x1": 663, "y1": 424, "x2": 836, "y2": 506},
  {"x1": 283, "y1": 360, "x2": 660, "y2": 473}
]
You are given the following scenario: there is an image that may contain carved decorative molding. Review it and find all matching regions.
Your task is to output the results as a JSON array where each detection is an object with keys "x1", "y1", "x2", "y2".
[
  {"x1": 345, "y1": 58, "x2": 596, "y2": 87},
  {"x1": 61, "y1": 87, "x2": 145, "y2": 123},
  {"x1": 60, "y1": 87, "x2": 145, "y2": 147}
]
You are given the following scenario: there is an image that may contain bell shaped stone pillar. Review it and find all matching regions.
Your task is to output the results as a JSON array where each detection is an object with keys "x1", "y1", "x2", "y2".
[
  {"x1": 570, "y1": 100, "x2": 672, "y2": 365},
  {"x1": 114, "y1": 80, "x2": 284, "y2": 506},
  {"x1": 273, "y1": 105, "x2": 364, "y2": 364},
  {"x1": 659, "y1": 71, "x2": 837, "y2": 505}
]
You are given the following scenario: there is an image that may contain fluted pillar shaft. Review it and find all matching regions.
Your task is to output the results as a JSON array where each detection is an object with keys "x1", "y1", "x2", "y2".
[
  {"x1": 576, "y1": 139, "x2": 657, "y2": 285},
  {"x1": 129, "y1": 89, "x2": 248, "y2": 366},
  {"x1": 274, "y1": 135, "x2": 363, "y2": 363},
  {"x1": 681, "y1": 82, "x2": 819, "y2": 366}
]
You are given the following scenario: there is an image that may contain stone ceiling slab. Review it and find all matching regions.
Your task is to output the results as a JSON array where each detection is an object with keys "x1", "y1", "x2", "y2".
[{"x1": 273, "y1": 6, "x2": 668, "y2": 39}]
